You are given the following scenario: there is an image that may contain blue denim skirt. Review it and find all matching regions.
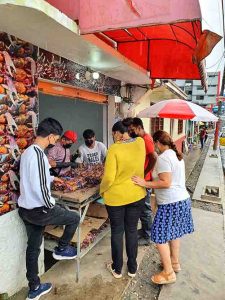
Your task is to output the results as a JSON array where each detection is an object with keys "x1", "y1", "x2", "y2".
[{"x1": 151, "y1": 198, "x2": 194, "y2": 244}]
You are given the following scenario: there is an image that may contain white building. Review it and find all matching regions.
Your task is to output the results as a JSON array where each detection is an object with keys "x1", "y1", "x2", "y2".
[{"x1": 175, "y1": 72, "x2": 219, "y2": 106}]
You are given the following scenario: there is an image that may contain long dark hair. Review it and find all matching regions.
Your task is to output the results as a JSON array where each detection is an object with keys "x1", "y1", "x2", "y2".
[
  {"x1": 112, "y1": 120, "x2": 128, "y2": 134},
  {"x1": 153, "y1": 130, "x2": 183, "y2": 161}
]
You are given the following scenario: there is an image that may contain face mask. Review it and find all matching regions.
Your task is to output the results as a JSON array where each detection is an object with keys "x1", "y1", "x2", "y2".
[
  {"x1": 47, "y1": 143, "x2": 55, "y2": 149},
  {"x1": 85, "y1": 140, "x2": 94, "y2": 147},
  {"x1": 130, "y1": 132, "x2": 138, "y2": 138},
  {"x1": 47, "y1": 136, "x2": 56, "y2": 149},
  {"x1": 63, "y1": 144, "x2": 72, "y2": 149},
  {"x1": 155, "y1": 144, "x2": 161, "y2": 154}
]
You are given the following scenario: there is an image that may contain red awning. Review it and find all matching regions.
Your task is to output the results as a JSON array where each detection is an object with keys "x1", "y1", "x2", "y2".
[
  {"x1": 79, "y1": 0, "x2": 222, "y2": 91},
  {"x1": 98, "y1": 21, "x2": 202, "y2": 80}
]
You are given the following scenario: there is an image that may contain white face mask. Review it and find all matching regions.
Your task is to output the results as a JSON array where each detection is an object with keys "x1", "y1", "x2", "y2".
[{"x1": 154, "y1": 142, "x2": 161, "y2": 154}]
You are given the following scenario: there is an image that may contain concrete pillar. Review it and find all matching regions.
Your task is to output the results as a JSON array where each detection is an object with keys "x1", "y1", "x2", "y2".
[
  {"x1": 107, "y1": 96, "x2": 116, "y2": 146},
  {"x1": 0, "y1": 210, "x2": 44, "y2": 297}
]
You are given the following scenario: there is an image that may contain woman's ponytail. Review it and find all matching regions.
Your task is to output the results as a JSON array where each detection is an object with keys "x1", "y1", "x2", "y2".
[
  {"x1": 170, "y1": 142, "x2": 183, "y2": 161},
  {"x1": 153, "y1": 130, "x2": 183, "y2": 161}
]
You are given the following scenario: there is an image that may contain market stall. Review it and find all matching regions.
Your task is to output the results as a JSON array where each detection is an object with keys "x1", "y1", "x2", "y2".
[
  {"x1": 45, "y1": 164, "x2": 109, "y2": 282},
  {"x1": 0, "y1": 32, "x2": 118, "y2": 294},
  {"x1": 36, "y1": 53, "x2": 111, "y2": 281}
]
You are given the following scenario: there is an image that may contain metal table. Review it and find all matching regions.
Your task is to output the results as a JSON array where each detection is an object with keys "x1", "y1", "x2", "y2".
[{"x1": 48, "y1": 185, "x2": 110, "y2": 282}]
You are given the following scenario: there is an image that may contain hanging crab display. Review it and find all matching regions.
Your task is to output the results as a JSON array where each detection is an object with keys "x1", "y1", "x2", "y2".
[{"x1": 0, "y1": 32, "x2": 38, "y2": 216}]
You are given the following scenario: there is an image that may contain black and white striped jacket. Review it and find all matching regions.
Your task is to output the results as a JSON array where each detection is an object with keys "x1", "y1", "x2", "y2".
[{"x1": 18, "y1": 144, "x2": 55, "y2": 209}]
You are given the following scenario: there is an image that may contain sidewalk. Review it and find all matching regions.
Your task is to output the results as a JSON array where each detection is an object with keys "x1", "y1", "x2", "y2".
[
  {"x1": 124, "y1": 141, "x2": 225, "y2": 300},
  {"x1": 11, "y1": 233, "x2": 147, "y2": 300},
  {"x1": 183, "y1": 147, "x2": 201, "y2": 179},
  {"x1": 192, "y1": 141, "x2": 225, "y2": 205},
  {"x1": 160, "y1": 141, "x2": 225, "y2": 300},
  {"x1": 159, "y1": 208, "x2": 225, "y2": 300},
  {"x1": 11, "y1": 143, "x2": 225, "y2": 300}
]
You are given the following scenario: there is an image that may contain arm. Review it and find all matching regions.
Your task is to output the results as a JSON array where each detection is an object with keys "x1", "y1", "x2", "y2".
[
  {"x1": 32, "y1": 147, "x2": 55, "y2": 208},
  {"x1": 132, "y1": 172, "x2": 172, "y2": 189},
  {"x1": 75, "y1": 147, "x2": 84, "y2": 164},
  {"x1": 100, "y1": 147, "x2": 117, "y2": 195},
  {"x1": 144, "y1": 136, "x2": 156, "y2": 177},
  {"x1": 55, "y1": 161, "x2": 77, "y2": 168},
  {"x1": 101, "y1": 143, "x2": 107, "y2": 162},
  {"x1": 133, "y1": 155, "x2": 172, "y2": 189},
  {"x1": 144, "y1": 152, "x2": 157, "y2": 177},
  {"x1": 47, "y1": 146, "x2": 58, "y2": 167}
]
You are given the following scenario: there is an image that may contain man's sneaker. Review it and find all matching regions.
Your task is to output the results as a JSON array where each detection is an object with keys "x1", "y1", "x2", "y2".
[
  {"x1": 106, "y1": 263, "x2": 122, "y2": 279},
  {"x1": 128, "y1": 272, "x2": 136, "y2": 278},
  {"x1": 53, "y1": 245, "x2": 77, "y2": 260},
  {"x1": 137, "y1": 229, "x2": 143, "y2": 239},
  {"x1": 26, "y1": 283, "x2": 52, "y2": 300},
  {"x1": 138, "y1": 237, "x2": 151, "y2": 246}
]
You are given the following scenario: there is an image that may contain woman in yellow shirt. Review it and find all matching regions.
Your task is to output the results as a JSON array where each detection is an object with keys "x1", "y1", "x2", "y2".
[{"x1": 100, "y1": 120, "x2": 146, "y2": 279}]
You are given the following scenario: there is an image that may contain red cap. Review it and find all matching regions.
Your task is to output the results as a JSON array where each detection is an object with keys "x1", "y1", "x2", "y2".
[{"x1": 63, "y1": 130, "x2": 77, "y2": 143}]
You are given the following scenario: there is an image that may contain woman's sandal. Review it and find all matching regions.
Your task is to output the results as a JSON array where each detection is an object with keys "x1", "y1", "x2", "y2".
[
  {"x1": 151, "y1": 270, "x2": 176, "y2": 285},
  {"x1": 159, "y1": 262, "x2": 182, "y2": 273},
  {"x1": 172, "y1": 262, "x2": 182, "y2": 273}
]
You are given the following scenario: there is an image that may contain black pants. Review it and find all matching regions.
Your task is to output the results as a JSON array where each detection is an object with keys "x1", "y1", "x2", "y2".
[
  {"x1": 106, "y1": 199, "x2": 145, "y2": 274},
  {"x1": 18, "y1": 205, "x2": 80, "y2": 291},
  {"x1": 140, "y1": 189, "x2": 152, "y2": 239}
]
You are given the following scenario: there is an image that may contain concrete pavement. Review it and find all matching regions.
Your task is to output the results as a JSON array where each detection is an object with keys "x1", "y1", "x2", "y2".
[
  {"x1": 159, "y1": 208, "x2": 225, "y2": 300},
  {"x1": 11, "y1": 141, "x2": 225, "y2": 300},
  {"x1": 159, "y1": 140, "x2": 225, "y2": 300},
  {"x1": 11, "y1": 233, "x2": 147, "y2": 300},
  {"x1": 192, "y1": 141, "x2": 225, "y2": 206}
]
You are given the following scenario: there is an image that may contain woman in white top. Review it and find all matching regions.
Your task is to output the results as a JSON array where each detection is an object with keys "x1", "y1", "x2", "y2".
[{"x1": 132, "y1": 130, "x2": 194, "y2": 285}]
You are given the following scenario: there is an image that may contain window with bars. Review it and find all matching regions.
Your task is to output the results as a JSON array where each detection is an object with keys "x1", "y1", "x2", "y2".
[
  {"x1": 178, "y1": 120, "x2": 183, "y2": 134},
  {"x1": 151, "y1": 118, "x2": 164, "y2": 134}
]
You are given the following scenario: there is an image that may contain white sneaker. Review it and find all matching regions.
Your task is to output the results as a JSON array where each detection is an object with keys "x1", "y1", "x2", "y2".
[
  {"x1": 128, "y1": 272, "x2": 136, "y2": 278},
  {"x1": 106, "y1": 263, "x2": 122, "y2": 279}
]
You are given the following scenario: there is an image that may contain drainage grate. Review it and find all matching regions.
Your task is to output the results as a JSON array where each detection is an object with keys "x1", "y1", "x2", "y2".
[
  {"x1": 201, "y1": 185, "x2": 221, "y2": 202},
  {"x1": 209, "y1": 154, "x2": 218, "y2": 158}
]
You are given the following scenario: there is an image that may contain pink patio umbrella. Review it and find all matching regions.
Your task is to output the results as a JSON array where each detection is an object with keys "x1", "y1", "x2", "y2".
[{"x1": 138, "y1": 99, "x2": 218, "y2": 122}]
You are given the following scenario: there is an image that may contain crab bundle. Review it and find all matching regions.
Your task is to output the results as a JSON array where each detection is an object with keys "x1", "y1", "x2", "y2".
[
  {"x1": 0, "y1": 33, "x2": 38, "y2": 215},
  {"x1": 52, "y1": 164, "x2": 104, "y2": 193}
]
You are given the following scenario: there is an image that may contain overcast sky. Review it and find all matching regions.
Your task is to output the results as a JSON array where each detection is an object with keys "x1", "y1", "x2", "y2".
[{"x1": 199, "y1": 0, "x2": 224, "y2": 88}]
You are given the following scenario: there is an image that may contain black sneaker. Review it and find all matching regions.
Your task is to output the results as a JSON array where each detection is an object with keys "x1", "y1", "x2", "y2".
[
  {"x1": 137, "y1": 229, "x2": 144, "y2": 239},
  {"x1": 27, "y1": 283, "x2": 52, "y2": 300},
  {"x1": 138, "y1": 237, "x2": 151, "y2": 246}
]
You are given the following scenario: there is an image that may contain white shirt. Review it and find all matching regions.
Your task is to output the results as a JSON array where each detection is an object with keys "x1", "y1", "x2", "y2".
[
  {"x1": 76, "y1": 141, "x2": 107, "y2": 165},
  {"x1": 153, "y1": 149, "x2": 189, "y2": 205},
  {"x1": 18, "y1": 144, "x2": 55, "y2": 209}
]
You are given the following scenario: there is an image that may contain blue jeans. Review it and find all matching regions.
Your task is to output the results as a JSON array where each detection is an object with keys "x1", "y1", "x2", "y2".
[{"x1": 140, "y1": 189, "x2": 152, "y2": 239}]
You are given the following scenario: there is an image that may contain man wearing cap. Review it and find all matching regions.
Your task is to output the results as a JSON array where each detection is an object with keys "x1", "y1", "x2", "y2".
[{"x1": 47, "y1": 130, "x2": 77, "y2": 176}]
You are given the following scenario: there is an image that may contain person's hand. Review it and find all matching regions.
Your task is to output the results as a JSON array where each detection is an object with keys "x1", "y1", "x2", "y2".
[
  {"x1": 132, "y1": 176, "x2": 147, "y2": 187},
  {"x1": 49, "y1": 159, "x2": 57, "y2": 168},
  {"x1": 54, "y1": 177, "x2": 63, "y2": 184}
]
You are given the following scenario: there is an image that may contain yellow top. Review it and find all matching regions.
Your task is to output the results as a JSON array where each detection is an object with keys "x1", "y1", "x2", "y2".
[{"x1": 100, "y1": 137, "x2": 146, "y2": 206}]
